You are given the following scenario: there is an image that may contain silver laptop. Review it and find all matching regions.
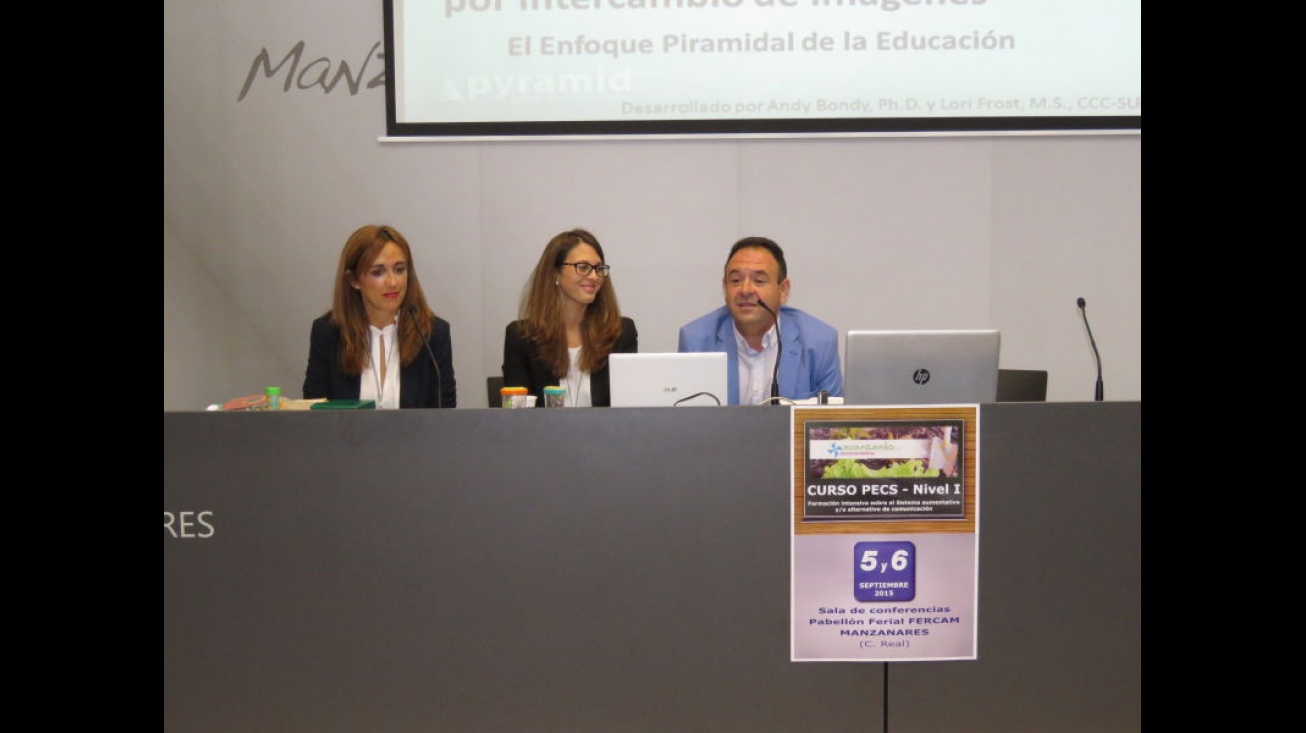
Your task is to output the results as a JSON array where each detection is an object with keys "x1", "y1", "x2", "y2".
[
  {"x1": 843, "y1": 329, "x2": 1001, "y2": 405},
  {"x1": 608, "y1": 353, "x2": 728, "y2": 407}
]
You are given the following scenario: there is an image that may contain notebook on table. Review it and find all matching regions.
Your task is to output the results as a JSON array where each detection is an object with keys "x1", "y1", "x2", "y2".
[
  {"x1": 608, "y1": 352, "x2": 728, "y2": 407},
  {"x1": 843, "y1": 329, "x2": 1001, "y2": 405}
]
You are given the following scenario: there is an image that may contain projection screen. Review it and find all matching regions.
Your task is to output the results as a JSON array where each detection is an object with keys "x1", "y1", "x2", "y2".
[{"x1": 383, "y1": 0, "x2": 1142, "y2": 139}]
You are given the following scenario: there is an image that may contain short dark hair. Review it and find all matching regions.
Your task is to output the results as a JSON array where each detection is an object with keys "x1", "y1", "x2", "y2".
[{"x1": 726, "y1": 236, "x2": 787, "y2": 281}]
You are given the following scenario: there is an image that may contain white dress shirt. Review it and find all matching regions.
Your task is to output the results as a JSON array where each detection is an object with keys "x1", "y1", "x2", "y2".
[{"x1": 734, "y1": 323, "x2": 778, "y2": 406}]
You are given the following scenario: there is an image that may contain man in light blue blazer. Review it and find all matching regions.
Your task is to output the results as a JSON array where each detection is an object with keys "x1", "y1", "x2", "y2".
[{"x1": 678, "y1": 236, "x2": 843, "y2": 405}]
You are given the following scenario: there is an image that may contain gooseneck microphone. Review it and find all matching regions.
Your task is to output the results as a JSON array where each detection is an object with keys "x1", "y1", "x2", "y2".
[
  {"x1": 410, "y1": 305, "x2": 444, "y2": 408},
  {"x1": 756, "y1": 299, "x2": 782, "y2": 406},
  {"x1": 1076, "y1": 297, "x2": 1104, "y2": 402}
]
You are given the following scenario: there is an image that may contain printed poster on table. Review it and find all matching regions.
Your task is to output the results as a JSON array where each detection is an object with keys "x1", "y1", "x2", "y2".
[{"x1": 791, "y1": 405, "x2": 979, "y2": 662}]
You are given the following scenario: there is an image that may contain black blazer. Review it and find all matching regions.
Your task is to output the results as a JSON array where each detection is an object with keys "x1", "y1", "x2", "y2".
[
  {"x1": 303, "y1": 313, "x2": 457, "y2": 408},
  {"x1": 502, "y1": 317, "x2": 638, "y2": 407}
]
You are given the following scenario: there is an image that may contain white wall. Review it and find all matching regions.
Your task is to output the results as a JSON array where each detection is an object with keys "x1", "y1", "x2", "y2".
[{"x1": 164, "y1": 0, "x2": 1140, "y2": 410}]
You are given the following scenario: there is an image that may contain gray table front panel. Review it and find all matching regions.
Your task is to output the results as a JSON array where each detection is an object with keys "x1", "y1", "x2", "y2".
[{"x1": 164, "y1": 403, "x2": 1140, "y2": 732}]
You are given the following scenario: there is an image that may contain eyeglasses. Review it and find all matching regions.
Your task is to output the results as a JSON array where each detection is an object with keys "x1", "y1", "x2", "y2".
[{"x1": 561, "y1": 261, "x2": 611, "y2": 277}]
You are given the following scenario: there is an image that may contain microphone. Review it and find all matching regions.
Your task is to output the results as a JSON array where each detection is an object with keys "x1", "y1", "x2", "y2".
[
  {"x1": 756, "y1": 299, "x2": 782, "y2": 406},
  {"x1": 1076, "y1": 297, "x2": 1104, "y2": 402},
  {"x1": 409, "y1": 305, "x2": 445, "y2": 408}
]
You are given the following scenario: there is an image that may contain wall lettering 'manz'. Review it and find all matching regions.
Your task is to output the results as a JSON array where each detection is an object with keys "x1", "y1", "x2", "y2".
[{"x1": 238, "y1": 41, "x2": 385, "y2": 101}]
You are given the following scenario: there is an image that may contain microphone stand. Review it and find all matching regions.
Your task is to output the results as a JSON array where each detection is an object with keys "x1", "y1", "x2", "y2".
[
  {"x1": 1076, "y1": 297, "x2": 1104, "y2": 402},
  {"x1": 410, "y1": 306, "x2": 444, "y2": 408},
  {"x1": 757, "y1": 300, "x2": 782, "y2": 405}
]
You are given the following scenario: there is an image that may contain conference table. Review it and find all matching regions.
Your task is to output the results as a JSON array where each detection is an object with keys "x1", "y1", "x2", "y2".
[{"x1": 164, "y1": 401, "x2": 1140, "y2": 732}]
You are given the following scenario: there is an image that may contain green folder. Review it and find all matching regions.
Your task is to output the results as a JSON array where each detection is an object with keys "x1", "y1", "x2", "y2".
[{"x1": 310, "y1": 399, "x2": 376, "y2": 410}]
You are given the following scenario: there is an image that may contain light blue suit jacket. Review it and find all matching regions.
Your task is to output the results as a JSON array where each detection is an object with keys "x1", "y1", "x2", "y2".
[{"x1": 677, "y1": 305, "x2": 844, "y2": 405}]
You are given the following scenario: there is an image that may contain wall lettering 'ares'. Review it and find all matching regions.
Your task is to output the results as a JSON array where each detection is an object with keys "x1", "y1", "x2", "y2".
[{"x1": 238, "y1": 41, "x2": 385, "y2": 101}]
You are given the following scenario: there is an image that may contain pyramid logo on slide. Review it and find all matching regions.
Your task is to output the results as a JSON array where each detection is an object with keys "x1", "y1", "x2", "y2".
[{"x1": 438, "y1": 77, "x2": 465, "y2": 102}]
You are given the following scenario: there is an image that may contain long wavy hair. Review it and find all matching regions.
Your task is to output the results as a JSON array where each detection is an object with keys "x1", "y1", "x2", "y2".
[
  {"x1": 328, "y1": 224, "x2": 437, "y2": 375},
  {"x1": 516, "y1": 228, "x2": 623, "y2": 376}
]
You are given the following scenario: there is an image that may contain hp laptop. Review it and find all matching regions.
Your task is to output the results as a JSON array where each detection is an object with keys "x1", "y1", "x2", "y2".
[
  {"x1": 608, "y1": 353, "x2": 728, "y2": 407},
  {"x1": 843, "y1": 329, "x2": 1001, "y2": 405}
]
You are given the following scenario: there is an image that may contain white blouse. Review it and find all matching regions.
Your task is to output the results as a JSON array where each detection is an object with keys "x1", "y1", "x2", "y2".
[
  {"x1": 359, "y1": 322, "x2": 401, "y2": 410},
  {"x1": 564, "y1": 346, "x2": 593, "y2": 407}
]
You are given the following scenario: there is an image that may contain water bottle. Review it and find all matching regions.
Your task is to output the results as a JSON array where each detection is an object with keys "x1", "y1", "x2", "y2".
[
  {"x1": 500, "y1": 386, "x2": 528, "y2": 408},
  {"x1": 265, "y1": 386, "x2": 282, "y2": 411},
  {"x1": 543, "y1": 385, "x2": 567, "y2": 408}
]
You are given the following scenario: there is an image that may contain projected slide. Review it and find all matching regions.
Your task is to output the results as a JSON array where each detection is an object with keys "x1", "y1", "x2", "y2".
[{"x1": 385, "y1": 0, "x2": 1141, "y2": 137}]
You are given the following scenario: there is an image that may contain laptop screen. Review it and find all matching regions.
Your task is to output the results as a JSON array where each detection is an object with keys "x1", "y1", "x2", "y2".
[
  {"x1": 843, "y1": 329, "x2": 1000, "y2": 405},
  {"x1": 608, "y1": 353, "x2": 729, "y2": 407}
]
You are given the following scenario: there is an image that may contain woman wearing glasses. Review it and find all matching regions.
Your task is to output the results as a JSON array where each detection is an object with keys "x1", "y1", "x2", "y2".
[{"x1": 502, "y1": 228, "x2": 637, "y2": 406}]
